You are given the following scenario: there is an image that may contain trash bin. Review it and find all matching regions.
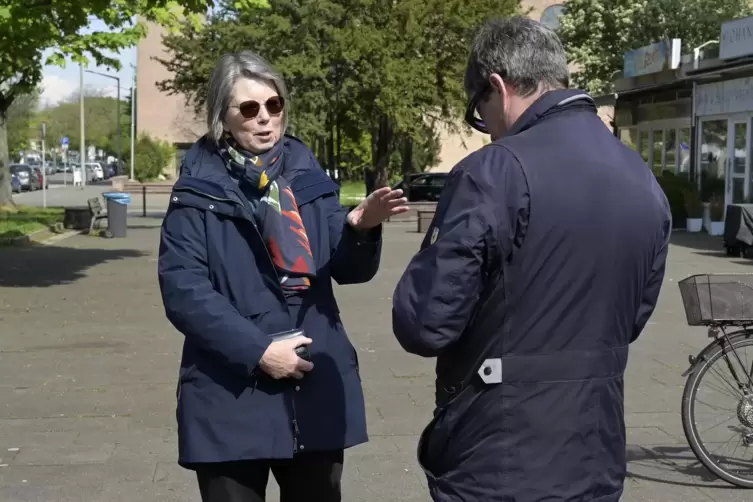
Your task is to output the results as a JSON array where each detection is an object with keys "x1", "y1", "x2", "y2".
[{"x1": 102, "y1": 192, "x2": 131, "y2": 238}]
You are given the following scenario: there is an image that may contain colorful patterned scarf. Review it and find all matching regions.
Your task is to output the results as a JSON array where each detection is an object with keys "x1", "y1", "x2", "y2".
[{"x1": 219, "y1": 137, "x2": 316, "y2": 292}]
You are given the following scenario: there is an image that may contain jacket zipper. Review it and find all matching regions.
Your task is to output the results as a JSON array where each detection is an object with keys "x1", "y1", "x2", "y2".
[{"x1": 291, "y1": 396, "x2": 301, "y2": 454}]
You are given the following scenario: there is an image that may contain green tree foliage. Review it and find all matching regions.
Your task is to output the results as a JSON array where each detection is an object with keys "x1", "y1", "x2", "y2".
[
  {"x1": 6, "y1": 90, "x2": 40, "y2": 160},
  {"x1": 558, "y1": 0, "x2": 752, "y2": 95},
  {"x1": 37, "y1": 94, "x2": 126, "y2": 153},
  {"x1": 133, "y1": 134, "x2": 175, "y2": 182},
  {"x1": 0, "y1": 0, "x2": 212, "y2": 207},
  {"x1": 158, "y1": 0, "x2": 521, "y2": 192}
]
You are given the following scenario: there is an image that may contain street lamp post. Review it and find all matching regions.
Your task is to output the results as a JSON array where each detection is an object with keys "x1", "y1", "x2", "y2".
[
  {"x1": 80, "y1": 64, "x2": 86, "y2": 188},
  {"x1": 85, "y1": 70, "x2": 121, "y2": 174},
  {"x1": 130, "y1": 82, "x2": 136, "y2": 181}
]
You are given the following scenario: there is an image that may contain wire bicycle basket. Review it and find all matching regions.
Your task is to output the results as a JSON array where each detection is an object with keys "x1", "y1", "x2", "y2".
[{"x1": 678, "y1": 274, "x2": 753, "y2": 326}]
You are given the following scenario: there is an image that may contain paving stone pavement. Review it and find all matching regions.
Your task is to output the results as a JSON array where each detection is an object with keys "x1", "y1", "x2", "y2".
[{"x1": 1, "y1": 220, "x2": 753, "y2": 501}]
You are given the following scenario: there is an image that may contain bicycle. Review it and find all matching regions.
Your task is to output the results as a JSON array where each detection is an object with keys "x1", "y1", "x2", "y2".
[{"x1": 679, "y1": 273, "x2": 753, "y2": 488}]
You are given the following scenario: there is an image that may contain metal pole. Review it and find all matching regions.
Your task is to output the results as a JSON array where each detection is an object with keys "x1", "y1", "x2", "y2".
[
  {"x1": 80, "y1": 64, "x2": 86, "y2": 188},
  {"x1": 116, "y1": 77, "x2": 121, "y2": 176},
  {"x1": 41, "y1": 122, "x2": 46, "y2": 208},
  {"x1": 130, "y1": 84, "x2": 136, "y2": 181}
]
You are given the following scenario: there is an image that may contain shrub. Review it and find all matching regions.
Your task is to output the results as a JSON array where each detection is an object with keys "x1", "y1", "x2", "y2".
[
  {"x1": 655, "y1": 171, "x2": 693, "y2": 228},
  {"x1": 683, "y1": 189, "x2": 703, "y2": 218},
  {"x1": 708, "y1": 195, "x2": 725, "y2": 221},
  {"x1": 133, "y1": 134, "x2": 174, "y2": 182}
]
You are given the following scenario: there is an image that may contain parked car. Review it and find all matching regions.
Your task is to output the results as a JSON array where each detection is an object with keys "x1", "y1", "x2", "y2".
[
  {"x1": 9, "y1": 164, "x2": 41, "y2": 191},
  {"x1": 31, "y1": 166, "x2": 48, "y2": 189},
  {"x1": 86, "y1": 162, "x2": 105, "y2": 181},
  {"x1": 392, "y1": 173, "x2": 449, "y2": 202},
  {"x1": 10, "y1": 173, "x2": 21, "y2": 193}
]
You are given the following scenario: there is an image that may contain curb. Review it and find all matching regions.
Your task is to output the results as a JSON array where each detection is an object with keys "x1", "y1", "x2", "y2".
[
  {"x1": 39, "y1": 230, "x2": 81, "y2": 245},
  {"x1": 0, "y1": 228, "x2": 80, "y2": 247}
]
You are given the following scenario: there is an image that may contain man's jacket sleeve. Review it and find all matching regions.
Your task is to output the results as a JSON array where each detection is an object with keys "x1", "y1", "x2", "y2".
[
  {"x1": 392, "y1": 147, "x2": 525, "y2": 357},
  {"x1": 632, "y1": 197, "x2": 672, "y2": 342},
  {"x1": 158, "y1": 204, "x2": 271, "y2": 377}
]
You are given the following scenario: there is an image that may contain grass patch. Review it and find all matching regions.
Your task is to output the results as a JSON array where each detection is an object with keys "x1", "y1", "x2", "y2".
[
  {"x1": 0, "y1": 205, "x2": 65, "y2": 242},
  {"x1": 339, "y1": 180, "x2": 365, "y2": 206}
]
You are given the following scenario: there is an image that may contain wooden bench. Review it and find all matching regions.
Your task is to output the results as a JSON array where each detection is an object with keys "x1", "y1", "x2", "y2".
[
  {"x1": 417, "y1": 209, "x2": 436, "y2": 233},
  {"x1": 87, "y1": 197, "x2": 108, "y2": 234},
  {"x1": 123, "y1": 182, "x2": 175, "y2": 216}
]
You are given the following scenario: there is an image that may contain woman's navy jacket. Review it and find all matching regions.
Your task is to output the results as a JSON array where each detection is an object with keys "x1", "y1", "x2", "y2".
[{"x1": 158, "y1": 135, "x2": 380, "y2": 465}]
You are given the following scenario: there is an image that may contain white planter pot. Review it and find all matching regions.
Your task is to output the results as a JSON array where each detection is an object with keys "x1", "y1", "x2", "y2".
[
  {"x1": 708, "y1": 221, "x2": 725, "y2": 236},
  {"x1": 686, "y1": 218, "x2": 703, "y2": 232}
]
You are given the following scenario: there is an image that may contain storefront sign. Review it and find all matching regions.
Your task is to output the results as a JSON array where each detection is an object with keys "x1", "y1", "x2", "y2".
[
  {"x1": 720, "y1": 16, "x2": 753, "y2": 60},
  {"x1": 695, "y1": 77, "x2": 753, "y2": 116},
  {"x1": 623, "y1": 39, "x2": 682, "y2": 78}
]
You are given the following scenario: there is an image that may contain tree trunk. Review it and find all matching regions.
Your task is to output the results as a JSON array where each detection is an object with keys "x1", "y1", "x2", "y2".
[
  {"x1": 0, "y1": 109, "x2": 14, "y2": 208},
  {"x1": 368, "y1": 114, "x2": 392, "y2": 193},
  {"x1": 327, "y1": 115, "x2": 335, "y2": 179},
  {"x1": 335, "y1": 111, "x2": 342, "y2": 180},
  {"x1": 402, "y1": 136, "x2": 413, "y2": 199}
]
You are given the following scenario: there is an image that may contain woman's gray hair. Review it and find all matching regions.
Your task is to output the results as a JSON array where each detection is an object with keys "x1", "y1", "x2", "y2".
[{"x1": 206, "y1": 51, "x2": 290, "y2": 144}]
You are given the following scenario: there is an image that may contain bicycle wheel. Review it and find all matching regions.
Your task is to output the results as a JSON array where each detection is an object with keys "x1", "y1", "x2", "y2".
[{"x1": 682, "y1": 333, "x2": 753, "y2": 488}]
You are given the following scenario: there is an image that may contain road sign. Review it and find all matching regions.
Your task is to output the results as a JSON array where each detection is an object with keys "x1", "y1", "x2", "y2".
[{"x1": 61, "y1": 136, "x2": 69, "y2": 145}]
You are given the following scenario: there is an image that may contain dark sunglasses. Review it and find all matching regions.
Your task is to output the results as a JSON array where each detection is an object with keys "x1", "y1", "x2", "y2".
[
  {"x1": 464, "y1": 85, "x2": 490, "y2": 134},
  {"x1": 232, "y1": 96, "x2": 285, "y2": 119}
]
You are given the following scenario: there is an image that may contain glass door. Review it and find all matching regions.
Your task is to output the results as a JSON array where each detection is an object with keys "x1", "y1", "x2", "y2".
[
  {"x1": 727, "y1": 120, "x2": 748, "y2": 206},
  {"x1": 698, "y1": 119, "x2": 728, "y2": 201},
  {"x1": 678, "y1": 128, "x2": 691, "y2": 177}
]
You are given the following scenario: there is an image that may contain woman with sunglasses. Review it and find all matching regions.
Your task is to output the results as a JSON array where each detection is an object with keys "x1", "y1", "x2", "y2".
[{"x1": 158, "y1": 51, "x2": 408, "y2": 502}]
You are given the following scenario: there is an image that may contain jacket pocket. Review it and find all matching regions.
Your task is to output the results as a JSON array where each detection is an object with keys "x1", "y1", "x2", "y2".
[
  {"x1": 234, "y1": 298, "x2": 291, "y2": 335},
  {"x1": 418, "y1": 384, "x2": 481, "y2": 480}
]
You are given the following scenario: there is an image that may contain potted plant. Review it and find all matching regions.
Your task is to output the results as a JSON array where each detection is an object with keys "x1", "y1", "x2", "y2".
[
  {"x1": 708, "y1": 195, "x2": 725, "y2": 236},
  {"x1": 683, "y1": 189, "x2": 703, "y2": 232}
]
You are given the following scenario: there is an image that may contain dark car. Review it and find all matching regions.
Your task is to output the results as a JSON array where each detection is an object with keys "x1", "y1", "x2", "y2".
[
  {"x1": 9, "y1": 164, "x2": 41, "y2": 191},
  {"x1": 11, "y1": 173, "x2": 22, "y2": 193},
  {"x1": 393, "y1": 173, "x2": 448, "y2": 202}
]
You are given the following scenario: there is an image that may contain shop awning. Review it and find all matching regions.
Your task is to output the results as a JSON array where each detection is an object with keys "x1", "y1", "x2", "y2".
[{"x1": 686, "y1": 58, "x2": 753, "y2": 79}]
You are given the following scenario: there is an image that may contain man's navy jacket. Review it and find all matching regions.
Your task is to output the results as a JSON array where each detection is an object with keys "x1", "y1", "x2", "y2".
[{"x1": 392, "y1": 89, "x2": 671, "y2": 501}]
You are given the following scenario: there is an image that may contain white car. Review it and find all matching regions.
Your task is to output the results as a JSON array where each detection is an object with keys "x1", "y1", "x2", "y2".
[{"x1": 86, "y1": 163, "x2": 104, "y2": 181}]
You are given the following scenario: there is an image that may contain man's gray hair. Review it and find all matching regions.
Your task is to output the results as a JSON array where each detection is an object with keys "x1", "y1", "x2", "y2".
[
  {"x1": 206, "y1": 51, "x2": 289, "y2": 144},
  {"x1": 464, "y1": 16, "x2": 569, "y2": 99}
]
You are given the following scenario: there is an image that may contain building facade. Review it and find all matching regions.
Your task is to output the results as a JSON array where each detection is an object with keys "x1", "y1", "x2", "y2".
[
  {"x1": 689, "y1": 16, "x2": 753, "y2": 209},
  {"x1": 610, "y1": 39, "x2": 693, "y2": 179},
  {"x1": 135, "y1": 2, "x2": 595, "y2": 176}
]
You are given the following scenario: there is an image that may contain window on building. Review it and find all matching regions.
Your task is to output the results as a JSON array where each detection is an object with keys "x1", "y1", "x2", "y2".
[{"x1": 540, "y1": 4, "x2": 565, "y2": 31}]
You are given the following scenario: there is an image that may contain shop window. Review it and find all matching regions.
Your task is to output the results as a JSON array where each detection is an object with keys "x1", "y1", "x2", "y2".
[
  {"x1": 540, "y1": 4, "x2": 565, "y2": 31},
  {"x1": 652, "y1": 130, "x2": 664, "y2": 174},
  {"x1": 678, "y1": 128, "x2": 690, "y2": 177},
  {"x1": 664, "y1": 129, "x2": 677, "y2": 173}
]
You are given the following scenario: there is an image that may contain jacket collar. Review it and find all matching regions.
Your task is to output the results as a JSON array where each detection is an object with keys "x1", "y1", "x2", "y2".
[
  {"x1": 175, "y1": 134, "x2": 338, "y2": 208},
  {"x1": 505, "y1": 89, "x2": 596, "y2": 137}
]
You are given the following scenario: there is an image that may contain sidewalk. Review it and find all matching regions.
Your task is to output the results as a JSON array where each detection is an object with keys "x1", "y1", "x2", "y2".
[{"x1": 0, "y1": 223, "x2": 751, "y2": 501}]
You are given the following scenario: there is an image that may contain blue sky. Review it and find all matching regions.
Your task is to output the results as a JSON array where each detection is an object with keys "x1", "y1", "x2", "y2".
[{"x1": 40, "y1": 19, "x2": 136, "y2": 108}]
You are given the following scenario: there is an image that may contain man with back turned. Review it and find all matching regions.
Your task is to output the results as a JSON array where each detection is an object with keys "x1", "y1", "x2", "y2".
[{"x1": 392, "y1": 16, "x2": 671, "y2": 501}]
